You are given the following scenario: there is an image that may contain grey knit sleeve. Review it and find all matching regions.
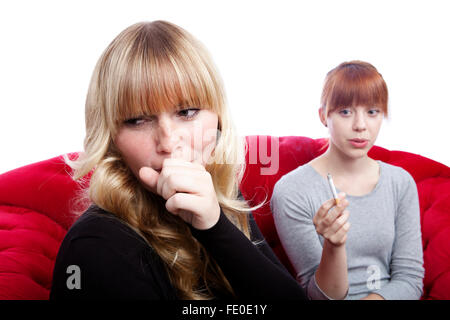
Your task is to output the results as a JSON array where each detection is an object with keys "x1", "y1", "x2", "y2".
[{"x1": 371, "y1": 170, "x2": 424, "y2": 300}]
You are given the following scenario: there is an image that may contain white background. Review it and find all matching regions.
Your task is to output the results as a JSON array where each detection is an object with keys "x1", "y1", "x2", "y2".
[{"x1": 1, "y1": 0, "x2": 449, "y2": 174}]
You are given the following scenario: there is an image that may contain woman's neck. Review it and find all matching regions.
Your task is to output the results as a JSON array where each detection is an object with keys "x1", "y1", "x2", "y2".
[
  {"x1": 310, "y1": 143, "x2": 380, "y2": 197},
  {"x1": 320, "y1": 147, "x2": 373, "y2": 177}
]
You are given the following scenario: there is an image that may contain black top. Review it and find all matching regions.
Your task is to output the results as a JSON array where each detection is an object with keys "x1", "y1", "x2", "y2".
[{"x1": 50, "y1": 205, "x2": 307, "y2": 300}]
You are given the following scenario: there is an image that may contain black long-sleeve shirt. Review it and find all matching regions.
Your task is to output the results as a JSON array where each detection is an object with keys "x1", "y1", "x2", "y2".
[{"x1": 50, "y1": 205, "x2": 307, "y2": 300}]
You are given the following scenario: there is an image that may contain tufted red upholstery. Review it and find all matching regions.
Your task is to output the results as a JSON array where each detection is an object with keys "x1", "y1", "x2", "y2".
[
  {"x1": 0, "y1": 136, "x2": 449, "y2": 299},
  {"x1": 0, "y1": 153, "x2": 85, "y2": 299}
]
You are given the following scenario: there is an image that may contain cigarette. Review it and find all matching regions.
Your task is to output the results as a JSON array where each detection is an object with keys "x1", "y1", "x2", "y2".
[{"x1": 327, "y1": 173, "x2": 340, "y2": 205}]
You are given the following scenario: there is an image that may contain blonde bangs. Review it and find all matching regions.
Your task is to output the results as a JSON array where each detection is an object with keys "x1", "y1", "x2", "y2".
[{"x1": 106, "y1": 22, "x2": 224, "y2": 134}]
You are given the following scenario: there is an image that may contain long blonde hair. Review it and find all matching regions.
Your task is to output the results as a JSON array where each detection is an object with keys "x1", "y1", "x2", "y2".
[{"x1": 65, "y1": 20, "x2": 252, "y2": 299}]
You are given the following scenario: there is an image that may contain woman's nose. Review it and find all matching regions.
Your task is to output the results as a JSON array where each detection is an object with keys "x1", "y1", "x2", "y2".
[
  {"x1": 156, "y1": 116, "x2": 179, "y2": 153},
  {"x1": 353, "y1": 112, "x2": 367, "y2": 132}
]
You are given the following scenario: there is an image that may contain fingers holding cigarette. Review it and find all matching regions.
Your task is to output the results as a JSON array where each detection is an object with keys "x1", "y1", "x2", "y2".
[{"x1": 313, "y1": 191, "x2": 350, "y2": 247}]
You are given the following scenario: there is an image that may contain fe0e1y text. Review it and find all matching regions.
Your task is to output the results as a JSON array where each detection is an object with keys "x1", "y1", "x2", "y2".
[{"x1": 182, "y1": 304, "x2": 268, "y2": 317}]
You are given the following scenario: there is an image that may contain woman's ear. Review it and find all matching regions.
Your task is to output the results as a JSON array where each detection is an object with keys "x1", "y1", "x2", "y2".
[{"x1": 319, "y1": 107, "x2": 327, "y2": 127}]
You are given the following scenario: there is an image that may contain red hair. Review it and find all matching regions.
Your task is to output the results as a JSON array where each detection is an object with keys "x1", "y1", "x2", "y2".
[{"x1": 321, "y1": 60, "x2": 388, "y2": 117}]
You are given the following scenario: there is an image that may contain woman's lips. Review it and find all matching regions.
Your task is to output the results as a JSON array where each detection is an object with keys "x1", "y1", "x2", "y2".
[{"x1": 349, "y1": 139, "x2": 369, "y2": 148}]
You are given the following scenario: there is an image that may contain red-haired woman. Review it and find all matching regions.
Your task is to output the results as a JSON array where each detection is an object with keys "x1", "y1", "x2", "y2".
[{"x1": 271, "y1": 61, "x2": 424, "y2": 300}]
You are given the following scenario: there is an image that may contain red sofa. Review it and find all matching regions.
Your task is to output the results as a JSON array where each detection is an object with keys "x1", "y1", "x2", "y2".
[{"x1": 1, "y1": 136, "x2": 449, "y2": 300}]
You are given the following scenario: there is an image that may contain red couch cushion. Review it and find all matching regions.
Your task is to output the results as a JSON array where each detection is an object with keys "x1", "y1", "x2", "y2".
[
  {"x1": 0, "y1": 153, "x2": 82, "y2": 299},
  {"x1": 0, "y1": 137, "x2": 449, "y2": 299}
]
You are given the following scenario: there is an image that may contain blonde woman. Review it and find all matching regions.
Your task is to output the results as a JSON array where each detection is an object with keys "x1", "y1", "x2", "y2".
[
  {"x1": 272, "y1": 61, "x2": 424, "y2": 300},
  {"x1": 50, "y1": 20, "x2": 306, "y2": 300}
]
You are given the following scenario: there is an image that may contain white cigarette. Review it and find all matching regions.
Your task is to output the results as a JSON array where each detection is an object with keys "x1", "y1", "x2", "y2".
[{"x1": 327, "y1": 173, "x2": 340, "y2": 205}]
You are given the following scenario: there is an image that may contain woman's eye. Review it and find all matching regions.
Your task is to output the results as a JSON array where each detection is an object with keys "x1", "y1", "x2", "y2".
[
  {"x1": 177, "y1": 108, "x2": 200, "y2": 119},
  {"x1": 339, "y1": 109, "x2": 351, "y2": 116},
  {"x1": 368, "y1": 109, "x2": 380, "y2": 116},
  {"x1": 124, "y1": 117, "x2": 153, "y2": 126},
  {"x1": 124, "y1": 118, "x2": 143, "y2": 125}
]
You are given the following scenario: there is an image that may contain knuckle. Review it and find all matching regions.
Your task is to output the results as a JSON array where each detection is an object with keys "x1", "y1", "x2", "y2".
[
  {"x1": 334, "y1": 220, "x2": 344, "y2": 230},
  {"x1": 323, "y1": 201, "x2": 333, "y2": 212},
  {"x1": 171, "y1": 193, "x2": 181, "y2": 207},
  {"x1": 323, "y1": 228, "x2": 332, "y2": 238},
  {"x1": 324, "y1": 216, "x2": 333, "y2": 225},
  {"x1": 319, "y1": 204, "x2": 328, "y2": 215},
  {"x1": 160, "y1": 167, "x2": 170, "y2": 179},
  {"x1": 167, "y1": 173, "x2": 177, "y2": 185},
  {"x1": 165, "y1": 197, "x2": 174, "y2": 211},
  {"x1": 162, "y1": 188, "x2": 170, "y2": 200}
]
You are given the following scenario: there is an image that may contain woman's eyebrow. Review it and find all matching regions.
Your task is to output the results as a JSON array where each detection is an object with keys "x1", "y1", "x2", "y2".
[{"x1": 175, "y1": 102, "x2": 191, "y2": 109}]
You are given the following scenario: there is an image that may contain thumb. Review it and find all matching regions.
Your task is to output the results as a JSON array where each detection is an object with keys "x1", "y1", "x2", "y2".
[
  {"x1": 139, "y1": 167, "x2": 159, "y2": 193},
  {"x1": 337, "y1": 192, "x2": 346, "y2": 200}
]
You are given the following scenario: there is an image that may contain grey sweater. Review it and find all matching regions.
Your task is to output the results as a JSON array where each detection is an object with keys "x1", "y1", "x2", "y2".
[{"x1": 271, "y1": 160, "x2": 424, "y2": 300}]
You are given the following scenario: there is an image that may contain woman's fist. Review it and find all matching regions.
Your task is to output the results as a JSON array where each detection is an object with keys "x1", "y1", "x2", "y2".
[{"x1": 139, "y1": 158, "x2": 220, "y2": 230}]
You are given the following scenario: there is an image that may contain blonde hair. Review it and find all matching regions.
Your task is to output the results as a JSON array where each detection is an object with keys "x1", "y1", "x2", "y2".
[{"x1": 65, "y1": 20, "x2": 253, "y2": 299}]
